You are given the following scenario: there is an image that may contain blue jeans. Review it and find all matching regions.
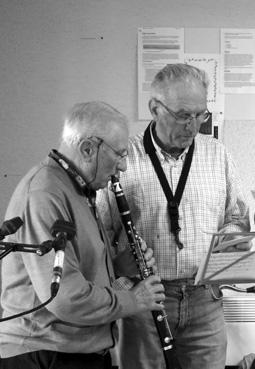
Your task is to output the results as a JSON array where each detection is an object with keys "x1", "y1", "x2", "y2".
[{"x1": 118, "y1": 279, "x2": 227, "y2": 369}]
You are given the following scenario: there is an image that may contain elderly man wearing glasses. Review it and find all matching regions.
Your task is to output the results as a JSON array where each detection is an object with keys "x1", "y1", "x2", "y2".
[
  {"x1": 0, "y1": 101, "x2": 165, "y2": 369},
  {"x1": 97, "y1": 64, "x2": 250, "y2": 369}
]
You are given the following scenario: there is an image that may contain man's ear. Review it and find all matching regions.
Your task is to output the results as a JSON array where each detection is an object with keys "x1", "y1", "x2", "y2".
[
  {"x1": 78, "y1": 139, "x2": 95, "y2": 160},
  {"x1": 149, "y1": 99, "x2": 158, "y2": 118}
]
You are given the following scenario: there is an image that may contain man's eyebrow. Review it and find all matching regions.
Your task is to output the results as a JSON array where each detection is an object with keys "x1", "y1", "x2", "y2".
[{"x1": 176, "y1": 108, "x2": 206, "y2": 114}]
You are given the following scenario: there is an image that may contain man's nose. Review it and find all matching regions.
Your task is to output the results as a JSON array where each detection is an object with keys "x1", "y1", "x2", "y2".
[
  {"x1": 185, "y1": 115, "x2": 200, "y2": 130},
  {"x1": 186, "y1": 115, "x2": 198, "y2": 124},
  {"x1": 117, "y1": 157, "x2": 127, "y2": 172}
]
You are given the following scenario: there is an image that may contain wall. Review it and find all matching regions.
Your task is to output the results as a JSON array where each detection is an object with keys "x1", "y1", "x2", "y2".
[
  {"x1": 1, "y1": 0, "x2": 255, "y2": 222},
  {"x1": 1, "y1": 0, "x2": 255, "y2": 363}
]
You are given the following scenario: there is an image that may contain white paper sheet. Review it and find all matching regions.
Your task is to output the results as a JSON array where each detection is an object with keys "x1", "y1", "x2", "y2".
[
  {"x1": 138, "y1": 27, "x2": 184, "y2": 120},
  {"x1": 221, "y1": 29, "x2": 255, "y2": 93},
  {"x1": 185, "y1": 54, "x2": 225, "y2": 140}
]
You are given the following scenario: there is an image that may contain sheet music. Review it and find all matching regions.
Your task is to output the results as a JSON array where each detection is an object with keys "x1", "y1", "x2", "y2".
[
  {"x1": 199, "y1": 252, "x2": 255, "y2": 283},
  {"x1": 195, "y1": 233, "x2": 255, "y2": 285}
]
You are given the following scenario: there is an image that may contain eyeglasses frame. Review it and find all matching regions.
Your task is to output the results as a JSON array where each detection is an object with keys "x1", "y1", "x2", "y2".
[
  {"x1": 88, "y1": 136, "x2": 128, "y2": 161},
  {"x1": 154, "y1": 99, "x2": 211, "y2": 125}
]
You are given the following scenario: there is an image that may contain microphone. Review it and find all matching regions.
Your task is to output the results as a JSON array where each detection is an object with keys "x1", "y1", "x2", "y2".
[
  {"x1": 0, "y1": 217, "x2": 23, "y2": 240},
  {"x1": 50, "y1": 220, "x2": 76, "y2": 297}
]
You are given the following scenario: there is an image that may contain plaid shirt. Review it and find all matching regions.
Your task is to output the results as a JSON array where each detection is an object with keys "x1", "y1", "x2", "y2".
[{"x1": 97, "y1": 127, "x2": 250, "y2": 281}]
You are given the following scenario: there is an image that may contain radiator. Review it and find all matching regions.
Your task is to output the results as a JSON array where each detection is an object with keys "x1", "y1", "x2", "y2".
[{"x1": 223, "y1": 287, "x2": 255, "y2": 365}]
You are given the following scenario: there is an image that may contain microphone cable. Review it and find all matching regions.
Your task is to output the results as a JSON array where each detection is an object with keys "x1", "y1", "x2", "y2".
[
  {"x1": 0, "y1": 295, "x2": 55, "y2": 322},
  {"x1": 0, "y1": 219, "x2": 76, "y2": 323}
]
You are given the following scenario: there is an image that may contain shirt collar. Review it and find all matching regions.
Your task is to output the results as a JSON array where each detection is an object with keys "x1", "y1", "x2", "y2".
[{"x1": 149, "y1": 121, "x2": 189, "y2": 163}]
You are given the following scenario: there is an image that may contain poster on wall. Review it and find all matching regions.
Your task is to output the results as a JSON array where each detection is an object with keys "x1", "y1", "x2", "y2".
[
  {"x1": 137, "y1": 27, "x2": 184, "y2": 120},
  {"x1": 220, "y1": 28, "x2": 255, "y2": 93},
  {"x1": 184, "y1": 54, "x2": 224, "y2": 140}
]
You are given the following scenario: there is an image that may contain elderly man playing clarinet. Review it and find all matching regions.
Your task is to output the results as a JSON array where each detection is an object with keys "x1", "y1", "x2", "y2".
[{"x1": 0, "y1": 101, "x2": 165, "y2": 369}]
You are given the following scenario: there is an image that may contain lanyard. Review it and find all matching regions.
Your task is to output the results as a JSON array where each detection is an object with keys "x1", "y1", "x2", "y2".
[
  {"x1": 143, "y1": 122, "x2": 194, "y2": 250},
  {"x1": 48, "y1": 149, "x2": 115, "y2": 283},
  {"x1": 49, "y1": 149, "x2": 96, "y2": 199},
  {"x1": 48, "y1": 150, "x2": 106, "y2": 241},
  {"x1": 48, "y1": 149, "x2": 100, "y2": 220}
]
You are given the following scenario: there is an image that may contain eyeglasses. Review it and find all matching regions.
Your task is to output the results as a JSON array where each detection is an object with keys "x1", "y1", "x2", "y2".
[
  {"x1": 90, "y1": 136, "x2": 128, "y2": 160},
  {"x1": 154, "y1": 99, "x2": 211, "y2": 125}
]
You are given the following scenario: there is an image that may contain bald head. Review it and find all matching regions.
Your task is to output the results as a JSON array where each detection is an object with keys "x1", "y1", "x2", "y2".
[
  {"x1": 57, "y1": 101, "x2": 129, "y2": 189},
  {"x1": 61, "y1": 101, "x2": 129, "y2": 147}
]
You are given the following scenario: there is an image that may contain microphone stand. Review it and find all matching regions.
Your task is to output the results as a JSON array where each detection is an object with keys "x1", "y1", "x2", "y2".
[
  {"x1": 0, "y1": 220, "x2": 75, "y2": 322},
  {"x1": 0, "y1": 239, "x2": 56, "y2": 322}
]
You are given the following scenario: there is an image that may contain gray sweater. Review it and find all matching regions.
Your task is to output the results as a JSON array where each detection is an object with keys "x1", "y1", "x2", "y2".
[{"x1": 0, "y1": 156, "x2": 138, "y2": 358}]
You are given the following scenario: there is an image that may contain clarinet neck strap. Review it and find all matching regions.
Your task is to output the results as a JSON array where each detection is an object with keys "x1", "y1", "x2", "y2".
[{"x1": 143, "y1": 122, "x2": 195, "y2": 250}]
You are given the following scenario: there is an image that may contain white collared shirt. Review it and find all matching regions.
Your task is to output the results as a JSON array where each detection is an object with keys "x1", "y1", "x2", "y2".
[{"x1": 98, "y1": 130, "x2": 250, "y2": 280}]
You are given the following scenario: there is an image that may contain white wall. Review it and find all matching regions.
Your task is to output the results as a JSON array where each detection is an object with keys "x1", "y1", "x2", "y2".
[
  {"x1": 1, "y1": 1, "x2": 255, "y2": 363},
  {"x1": 0, "y1": 0, "x2": 255, "y2": 221}
]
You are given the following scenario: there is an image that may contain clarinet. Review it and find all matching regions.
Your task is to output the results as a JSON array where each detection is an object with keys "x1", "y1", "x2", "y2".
[{"x1": 111, "y1": 175, "x2": 181, "y2": 369}]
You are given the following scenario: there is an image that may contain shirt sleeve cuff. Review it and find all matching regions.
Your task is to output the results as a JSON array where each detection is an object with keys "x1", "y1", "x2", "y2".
[{"x1": 113, "y1": 277, "x2": 135, "y2": 290}]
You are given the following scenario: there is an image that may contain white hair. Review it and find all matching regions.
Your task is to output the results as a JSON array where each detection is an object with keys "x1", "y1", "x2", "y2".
[
  {"x1": 61, "y1": 101, "x2": 128, "y2": 146},
  {"x1": 151, "y1": 63, "x2": 209, "y2": 101}
]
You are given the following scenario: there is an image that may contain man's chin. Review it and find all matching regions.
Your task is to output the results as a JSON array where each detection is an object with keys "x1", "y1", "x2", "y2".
[
  {"x1": 180, "y1": 136, "x2": 194, "y2": 147},
  {"x1": 99, "y1": 179, "x2": 111, "y2": 190}
]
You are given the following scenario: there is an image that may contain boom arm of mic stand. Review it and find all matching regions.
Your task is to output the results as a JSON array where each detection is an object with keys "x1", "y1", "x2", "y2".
[{"x1": 0, "y1": 240, "x2": 53, "y2": 260}]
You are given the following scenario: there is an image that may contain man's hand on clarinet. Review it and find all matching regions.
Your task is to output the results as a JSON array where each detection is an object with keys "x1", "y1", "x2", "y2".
[
  {"x1": 132, "y1": 275, "x2": 165, "y2": 312},
  {"x1": 141, "y1": 239, "x2": 157, "y2": 273},
  {"x1": 113, "y1": 238, "x2": 157, "y2": 277}
]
